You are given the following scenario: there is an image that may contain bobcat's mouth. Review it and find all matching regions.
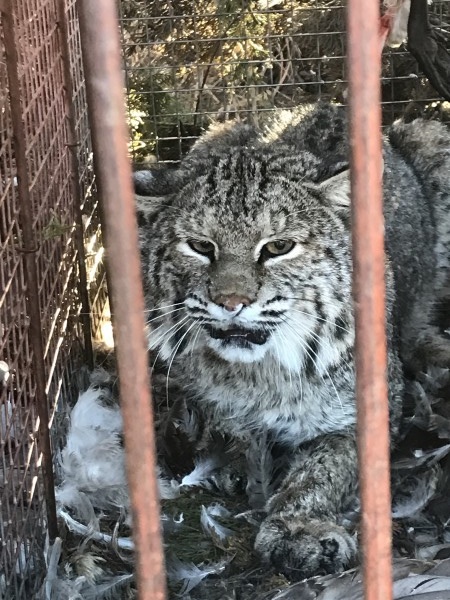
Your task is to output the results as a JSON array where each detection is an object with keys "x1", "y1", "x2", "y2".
[{"x1": 205, "y1": 325, "x2": 270, "y2": 346}]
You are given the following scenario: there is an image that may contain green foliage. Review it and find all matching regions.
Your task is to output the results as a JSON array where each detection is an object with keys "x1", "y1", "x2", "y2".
[{"x1": 120, "y1": 0, "x2": 450, "y2": 163}]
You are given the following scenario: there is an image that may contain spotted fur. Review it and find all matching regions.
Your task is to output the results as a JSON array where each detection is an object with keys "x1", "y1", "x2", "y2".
[{"x1": 135, "y1": 103, "x2": 450, "y2": 579}]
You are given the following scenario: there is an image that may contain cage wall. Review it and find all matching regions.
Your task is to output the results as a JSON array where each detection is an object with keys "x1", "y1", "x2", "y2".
[
  {"x1": 119, "y1": 0, "x2": 450, "y2": 165},
  {"x1": 0, "y1": 1, "x2": 107, "y2": 597}
]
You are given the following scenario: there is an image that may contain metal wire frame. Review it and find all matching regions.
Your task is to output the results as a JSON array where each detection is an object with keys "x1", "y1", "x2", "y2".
[
  {"x1": 0, "y1": 0, "x2": 104, "y2": 596},
  {"x1": 119, "y1": 0, "x2": 450, "y2": 165},
  {"x1": 77, "y1": 1, "x2": 167, "y2": 599},
  {"x1": 347, "y1": 1, "x2": 392, "y2": 597},
  {"x1": 80, "y1": 0, "x2": 392, "y2": 598}
]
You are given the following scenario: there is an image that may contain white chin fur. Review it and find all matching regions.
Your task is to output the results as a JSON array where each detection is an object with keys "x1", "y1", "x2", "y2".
[{"x1": 206, "y1": 337, "x2": 270, "y2": 363}]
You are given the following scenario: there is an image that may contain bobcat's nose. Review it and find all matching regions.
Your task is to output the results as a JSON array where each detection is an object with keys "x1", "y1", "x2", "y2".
[{"x1": 213, "y1": 293, "x2": 252, "y2": 313}]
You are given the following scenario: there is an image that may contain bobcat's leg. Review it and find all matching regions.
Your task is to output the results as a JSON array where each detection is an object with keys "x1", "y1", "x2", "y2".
[{"x1": 255, "y1": 433, "x2": 359, "y2": 580}]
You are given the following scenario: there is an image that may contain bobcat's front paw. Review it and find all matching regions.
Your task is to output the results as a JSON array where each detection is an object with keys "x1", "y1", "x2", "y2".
[{"x1": 255, "y1": 515, "x2": 357, "y2": 580}]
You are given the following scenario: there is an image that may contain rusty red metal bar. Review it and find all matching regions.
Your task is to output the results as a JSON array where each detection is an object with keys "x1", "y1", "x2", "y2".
[
  {"x1": 1, "y1": 0, "x2": 59, "y2": 542},
  {"x1": 76, "y1": 1, "x2": 167, "y2": 598},
  {"x1": 347, "y1": 2, "x2": 393, "y2": 600}
]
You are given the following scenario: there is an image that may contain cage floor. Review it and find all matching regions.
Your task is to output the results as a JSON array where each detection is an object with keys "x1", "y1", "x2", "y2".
[{"x1": 43, "y1": 348, "x2": 450, "y2": 600}]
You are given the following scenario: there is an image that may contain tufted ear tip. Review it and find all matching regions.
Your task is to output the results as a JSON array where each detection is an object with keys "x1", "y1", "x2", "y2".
[
  {"x1": 132, "y1": 165, "x2": 182, "y2": 195},
  {"x1": 316, "y1": 168, "x2": 351, "y2": 208}
]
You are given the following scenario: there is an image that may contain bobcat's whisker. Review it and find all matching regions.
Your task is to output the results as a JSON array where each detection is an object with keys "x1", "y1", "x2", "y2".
[
  {"x1": 189, "y1": 321, "x2": 205, "y2": 357},
  {"x1": 150, "y1": 316, "x2": 191, "y2": 369},
  {"x1": 165, "y1": 320, "x2": 199, "y2": 408},
  {"x1": 295, "y1": 322, "x2": 354, "y2": 374},
  {"x1": 148, "y1": 314, "x2": 189, "y2": 347},
  {"x1": 145, "y1": 306, "x2": 186, "y2": 324},
  {"x1": 274, "y1": 327, "x2": 296, "y2": 399},
  {"x1": 144, "y1": 301, "x2": 185, "y2": 313},
  {"x1": 282, "y1": 316, "x2": 344, "y2": 413},
  {"x1": 288, "y1": 306, "x2": 353, "y2": 335}
]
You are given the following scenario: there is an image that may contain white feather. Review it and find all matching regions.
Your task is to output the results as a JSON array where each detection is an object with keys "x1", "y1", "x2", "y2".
[
  {"x1": 392, "y1": 474, "x2": 438, "y2": 519},
  {"x1": 205, "y1": 503, "x2": 231, "y2": 519},
  {"x1": 161, "y1": 512, "x2": 184, "y2": 534},
  {"x1": 44, "y1": 538, "x2": 64, "y2": 600},
  {"x1": 393, "y1": 573, "x2": 450, "y2": 597},
  {"x1": 59, "y1": 386, "x2": 179, "y2": 512},
  {"x1": 56, "y1": 485, "x2": 99, "y2": 529},
  {"x1": 166, "y1": 556, "x2": 228, "y2": 594},
  {"x1": 200, "y1": 505, "x2": 233, "y2": 541},
  {"x1": 81, "y1": 574, "x2": 134, "y2": 600},
  {"x1": 392, "y1": 444, "x2": 450, "y2": 470},
  {"x1": 42, "y1": 537, "x2": 86, "y2": 600},
  {"x1": 180, "y1": 406, "x2": 200, "y2": 441},
  {"x1": 418, "y1": 544, "x2": 450, "y2": 559},
  {"x1": 180, "y1": 456, "x2": 222, "y2": 488},
  {"x1": 59, "y1": 509, "x2": 134, "y2": 551},
  {"x1": 157, "y1": 467, "x2": 180, "y2": 499},
  {"x1": 59, "y1": 387, "x2": 127, "y2": 503},
  {"x1": 69, "y1": 388, "x2": 122, "y2": 432}
]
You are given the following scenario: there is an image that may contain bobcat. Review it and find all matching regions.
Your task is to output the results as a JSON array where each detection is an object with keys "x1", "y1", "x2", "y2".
[{"x1": 133, "y1": 103, "x2": 450, "y2": 579}]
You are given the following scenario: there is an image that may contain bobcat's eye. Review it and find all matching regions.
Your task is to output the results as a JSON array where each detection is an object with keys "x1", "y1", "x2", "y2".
[
  {"x1": 263, "y1": 240, "x2": 296, "y2": 257},
  {"x1": 187, "y1": 239, "x2": 215, "y2": 259}
]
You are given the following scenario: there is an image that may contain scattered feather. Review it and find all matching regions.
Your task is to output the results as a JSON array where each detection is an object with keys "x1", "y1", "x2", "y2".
[
  {"x1": 59, "y1": 509, "x2": 134, "y2": 551},
  {"x1": 44, "y1": 538, "x2": 64, "y2": 600},
  {"x1": 166, "y1": 556, "x2": 229, "y2": 595},
  {"x1": 392, "y1": 468, "x2": 439, "y2": 519},
  {"x1": 70, "y1": 551, "x2": 106, "y2": 584},
  {"x1": 57, "y1": 386, "x2": 130, "y2": 517},
  {"x1": 81, "y1": 574, "x2": 134, "y2": 600},
  {"x1": 268, "y1": 558, "x2": 450, "y2": 599},
  {"x1": 157, "y1": 467, "x2": 180, "y2": 499},
  {"x1": 161, "y1": 512, "x2": 185, "y2": 535},
  {"x1": 56, "y1": 485, "x2": 100, "y2": 531},
  {"x1": 41, "y1": 537, "x2": 86, "y2": 600},
  {"x1": 393, "y1": 573, "x2": 450, "y2": 597},
  {"x1": 180, "y1": 456, "x2": 222, "y2": 488},
  {"x1": 417, "y1": 544, "x2": 450, "y2": 559},
  {"x1": 200, "y1": 505, "x2": 233, "y2": 542},
  {"x1": 180, "y1": 406, "x2": 201, "y2": 442},
  {"x1": 205, "y1": 503, "x2": 232, "y2": 519},
  {"x1": 392, "y1": 444, "x2": 450, "y2": 470},
  {"x1": 410, "y1": 381, "x2": 450, "y2": 440}
]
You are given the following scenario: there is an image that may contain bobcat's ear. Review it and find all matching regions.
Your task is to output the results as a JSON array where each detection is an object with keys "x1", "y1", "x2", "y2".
[
  {"x1": 306, "y1": 164, "x2": 351, "y2": 210},
  {"x1": 133, "y1": 168, "x2": 183, "y2": 196},
  {"x1": 133, "y1": 168, "x2": 180, "y2": 226},
  {"x1": 316, "y1": 167, "x2": 351, "y2": 208},
  {"x1": 315, "y1": 156, "x2": 384, "y2": 209}
]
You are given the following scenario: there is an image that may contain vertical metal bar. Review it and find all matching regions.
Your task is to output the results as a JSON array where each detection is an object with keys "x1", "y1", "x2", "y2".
[
  {"x1": 347, "y1": 2, "x2": 393, "y2": 600},
  {"x1": 76, "y1": 1, "x2": 167, "y2": 599},
  {"x1": 56, "y1": 0, "x2": 94, "y2": 370},
  {"x1": 1, "y1": 0, "x2": 59, "y2": 542}
]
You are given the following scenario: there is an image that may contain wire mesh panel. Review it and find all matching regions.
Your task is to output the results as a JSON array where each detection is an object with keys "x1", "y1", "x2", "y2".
[
  {"x1": 64, "y1": 0, "x2": 109, "y2": 343},
  {"x1": 119, "y1": 0, "x2": 450, "y2": 165},
  {"x1": 0, "y1": 1, "x2": 105, "y2": 597},
  {"x1": 0, "y1": 31, "x2": 44, "y2": 598}
]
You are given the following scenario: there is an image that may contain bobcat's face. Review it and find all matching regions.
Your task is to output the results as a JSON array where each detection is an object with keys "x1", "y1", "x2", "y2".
[{"x1": 139, "y1": 147, "x2": 354, "y2": 371}]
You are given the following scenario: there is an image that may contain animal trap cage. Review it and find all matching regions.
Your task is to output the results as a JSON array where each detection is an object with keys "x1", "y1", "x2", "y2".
[
  {"x1": 0, "y1": 0, "x2": 450, "y2": 598},
  {"x1": 0, "y1": 0, "x2": 107, "y2": 596}
]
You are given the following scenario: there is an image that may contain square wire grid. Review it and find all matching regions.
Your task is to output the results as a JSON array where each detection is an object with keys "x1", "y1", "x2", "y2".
[
  {"x1": 119, "y1": 0, "x2": 450, "y2": 164},
  {"x1": 0, "y1": 1, "x2": 106, "y2": 596}
]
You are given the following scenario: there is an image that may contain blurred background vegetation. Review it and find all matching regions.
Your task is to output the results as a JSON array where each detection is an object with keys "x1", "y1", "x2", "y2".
[{"x1": 118, "y1": 0, "x2": 450, "y2": 164}]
